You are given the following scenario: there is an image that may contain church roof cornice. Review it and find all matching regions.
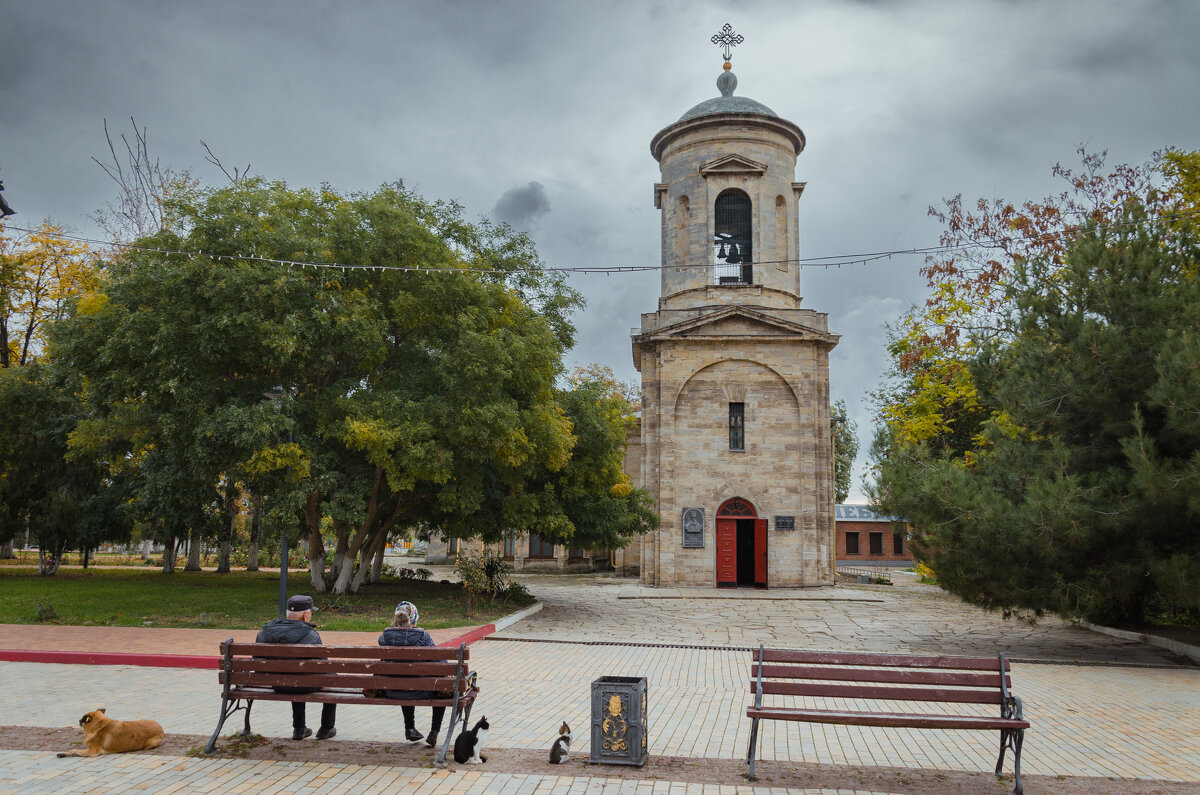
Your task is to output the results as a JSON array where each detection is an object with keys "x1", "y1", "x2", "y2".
[
  {"x1": 633, "y1": 305, "x2": 839, "y2": 347},
  {"x1": 651, "y1": 113, "x2": 806, "y2": 162}
]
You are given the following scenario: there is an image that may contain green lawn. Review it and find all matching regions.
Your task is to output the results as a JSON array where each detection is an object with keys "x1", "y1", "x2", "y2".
[{"x1": 0, "y1": 568, "x2": 531, "y2": 631}]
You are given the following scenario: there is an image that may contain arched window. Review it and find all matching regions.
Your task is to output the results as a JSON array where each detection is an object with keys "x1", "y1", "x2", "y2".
[{"x1": 713, "y1": 189, "x2": 753, "y2": 285}]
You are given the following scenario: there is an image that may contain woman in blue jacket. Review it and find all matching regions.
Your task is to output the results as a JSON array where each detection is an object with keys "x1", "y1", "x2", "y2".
[{"x1": 378, "y1": 601, "x2": 446, "y2": 746}]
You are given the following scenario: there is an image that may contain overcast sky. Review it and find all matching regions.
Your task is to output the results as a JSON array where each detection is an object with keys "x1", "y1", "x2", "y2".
[{"x1": 4, "y1": 0, "x2": 1199, "y2": 502}]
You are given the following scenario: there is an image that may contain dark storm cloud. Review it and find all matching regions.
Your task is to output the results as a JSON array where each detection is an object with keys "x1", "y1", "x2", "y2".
[{"x1": 493, "y1": 181, "x2": 551, "y2": 229}]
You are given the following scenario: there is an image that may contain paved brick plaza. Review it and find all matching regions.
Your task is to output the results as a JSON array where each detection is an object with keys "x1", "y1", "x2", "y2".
[{"x1": 0, "y1": 571, "x2": 1196, "y2": 793}]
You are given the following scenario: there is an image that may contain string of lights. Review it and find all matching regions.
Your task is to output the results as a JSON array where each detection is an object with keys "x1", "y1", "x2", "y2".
[{"x1": 3, "y1": 207, "x2": 1196, "y2": 277}]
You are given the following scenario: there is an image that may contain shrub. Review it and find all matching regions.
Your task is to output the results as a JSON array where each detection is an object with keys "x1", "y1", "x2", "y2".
[
  {"x1": 455, "y1": 550, "x2": 512, "y2": 615},
  {"x1": 913, "y1": 562, "x2": 938, "y2": 585}
]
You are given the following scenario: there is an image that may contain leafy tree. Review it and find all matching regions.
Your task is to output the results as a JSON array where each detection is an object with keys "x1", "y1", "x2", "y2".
[
  {"x1": 0, "y1": 221, "x2": 98, "y2": 368},
  {"x1": 566, "y1": 363, "x2": 640, "y2": 411},
  {"x1": 0, "y1": 364, "x2": 127, "y2": 572},
  {"x1": 870, "y1": 150, "x2": 1200, "y2": 624},
  {"x1": 56, "y1": 177, "x2": 660, "y2": 594},
  {"x1": 831, "y1": 398, "x2": 859, "y2": 504}
]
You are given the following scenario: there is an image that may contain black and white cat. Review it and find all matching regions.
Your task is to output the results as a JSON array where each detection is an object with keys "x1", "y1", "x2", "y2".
[
  {"x1": 453, "y1": 716, "x2": 488, "y2": 764},
  {"x1": 548, "y1": 721, "x2": 571, "y2": 764}
]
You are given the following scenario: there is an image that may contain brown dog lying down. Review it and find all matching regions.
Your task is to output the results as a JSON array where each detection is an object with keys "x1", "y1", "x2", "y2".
[{"x1": 57, "y1": 709, "x2": 164, "y2": 758}]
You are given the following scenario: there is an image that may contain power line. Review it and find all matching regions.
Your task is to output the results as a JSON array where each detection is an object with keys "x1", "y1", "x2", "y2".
[{"x1": 3, "y1": 207, "x2": 1196, "y2": 277}]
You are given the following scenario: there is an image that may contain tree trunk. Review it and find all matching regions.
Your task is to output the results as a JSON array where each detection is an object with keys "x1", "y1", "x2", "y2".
[
  {"x1": 246, "y1": 493, "x2": 263, "y2": 571},
  {"x1": 218, "y1": 486, "x2": 236, "y2": 574},
  {"x1": 0, "y1": 540, "x2": 14, "y2": 559},
  {"x1": 185, "y1": 526, "x2": 202, "y2": 571},
  {"x1": 331, "y1": 552, "x2": 357, "y2": 594},
  {"x1": 161, "y1": 534, "x2": 177, "y2": 574},
  {"x1": 307, "y1": 528, "x2": 327, "y2": 592},
  {"x1": 141, "y1": 539, "x2": 152, "y2": 561},
  {"x1": 350, "y1": 544, "x2": 373, "y2": 592},
  {"x1": 330, "y1": 529, "x2": 349, "y2": 584},
  {"x1": 82, "y1": 547, "x2": 91, "y2": 569},
  {"x1": 370, "y1": 538, "x2": 387, "y2": 584},
  {"x1": 39, "y1": 540, "x2": 66, "y2": 575}
]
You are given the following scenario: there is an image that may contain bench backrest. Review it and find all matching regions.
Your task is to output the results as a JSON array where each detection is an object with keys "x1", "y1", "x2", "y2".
[
  {"x1": 220, "y1": 641, "x2": 471, "y2": 693},
  {"x1": 750, "y1": 647, "x2": 1011, "y2": 707}
]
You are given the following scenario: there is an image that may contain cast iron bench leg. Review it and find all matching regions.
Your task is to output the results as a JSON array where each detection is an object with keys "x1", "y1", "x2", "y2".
[
  {"x1": 995, "y1": 727, "x2": 1025, "y2": 795},
  {"x1": 746, "y1": 716, "x2": 760, "y2": 780},
  {"x1": 437, "y1": 705, "x2": 459, "y2": 765},
  {"x1": 205, "y1": 696, "x2": 238, "y2": 754},
  {"x1": 1012, "y1": 729, "x2": 1024, "y2": 795},
  {"x1": 242, "y1": 699, "x2": 254, "y2": 735}
]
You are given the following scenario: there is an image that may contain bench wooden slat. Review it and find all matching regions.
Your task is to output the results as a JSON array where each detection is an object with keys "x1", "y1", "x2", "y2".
[
  {"x1": 229, "y1": 685, "x2": 478, "y2": 708},
  {"x1": 755, "y1": 680, "x2": 1004, "y2": 704},
  {"x1": 227, "y1": 643, "x2": 468, "y2": 661},
  {"x1": 752, "y1": 664, "x2": 1009, "y2": 689},
  {"x1": 229, "y1": 659, "x2": 462, "y2": 676},
  {"x1": 760, "y1": 649, "x2": 1005, "y2": 671},
  {"x1": 224, "y1": 672, "x2": 462, "y2": 691},
  {"x1": 747, "y1": 706, "x2": 1030, "y2": 730}
]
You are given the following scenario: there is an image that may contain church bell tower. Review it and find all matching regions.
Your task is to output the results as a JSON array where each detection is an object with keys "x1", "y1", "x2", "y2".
[{"x1": 630, "y1": 25, "x2": 839, "y2": 588}]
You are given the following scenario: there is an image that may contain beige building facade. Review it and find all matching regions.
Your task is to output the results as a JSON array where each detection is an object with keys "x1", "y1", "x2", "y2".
[{"x1": 629, "y1": 63, "x2": 839, "y2": 588}]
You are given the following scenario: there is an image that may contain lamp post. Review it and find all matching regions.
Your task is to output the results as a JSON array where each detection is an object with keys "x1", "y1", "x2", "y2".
[{"x1": 264, "y1": 386, "x2": 290, "y2": 617}]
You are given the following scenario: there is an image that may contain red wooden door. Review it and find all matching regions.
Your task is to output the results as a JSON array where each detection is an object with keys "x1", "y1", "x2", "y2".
[
  {"x1": 716, "y1": 518, "x2": 737, "y2": 588},
  {"x1": 754, "y1": 518, "x2": 768, "y2": 589}
]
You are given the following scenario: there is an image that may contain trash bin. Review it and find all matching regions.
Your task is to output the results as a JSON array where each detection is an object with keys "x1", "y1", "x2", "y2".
[{"x1": 590, "y1": 675, "x2": 648, "y2": 766}]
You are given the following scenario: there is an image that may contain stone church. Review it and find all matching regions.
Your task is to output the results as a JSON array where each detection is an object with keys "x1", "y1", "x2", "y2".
[
  {"x1": 426, "y1": 33, "x2": 839, "y2": 585},
  {"x1": 624, "y1": 38, "x2": 840, "y2": 588}
]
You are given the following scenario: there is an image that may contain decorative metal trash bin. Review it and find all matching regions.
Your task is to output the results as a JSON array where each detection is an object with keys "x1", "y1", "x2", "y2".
[{"x1": 590, "y1": 675, "x2": 648, "y2": 766}]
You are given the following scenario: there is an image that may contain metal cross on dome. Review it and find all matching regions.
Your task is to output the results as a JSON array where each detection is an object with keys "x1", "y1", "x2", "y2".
[{"x1": 711, "y1": 23, "x2": 744, "y2": 63}]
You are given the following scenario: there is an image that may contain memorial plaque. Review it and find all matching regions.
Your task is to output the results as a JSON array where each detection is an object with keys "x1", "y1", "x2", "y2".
[
  {"x1": 681, "y1": 507, "x2": 705, "y2": 548},
  {"x1": 774, "y1": 515, "x2": 795, "y2": 530}
]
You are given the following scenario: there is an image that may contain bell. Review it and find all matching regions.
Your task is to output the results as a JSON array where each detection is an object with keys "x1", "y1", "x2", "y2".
[
  {"x1": 718, "y1": 243, "x2": 728, "y2": 260},
  {"x1": 726, "y1": 244, "x2": 741, "y2": 264}
]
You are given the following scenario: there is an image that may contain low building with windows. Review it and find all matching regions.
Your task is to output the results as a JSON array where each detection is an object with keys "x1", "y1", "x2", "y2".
[
  {"x1": 835, "y1": 504, "x2": 911, "y2": 565},
  {"x1": 422, "y1": 534, "x2": 612, "y2": 572}
]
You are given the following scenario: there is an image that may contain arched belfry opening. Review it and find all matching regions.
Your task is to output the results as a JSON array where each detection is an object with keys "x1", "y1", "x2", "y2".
[
  {"x1": 715, "y1": 497, "x2": 766, "y2": 588},
  {"x1": 714, "y1": 189, "x2": 753, "y2": 285}
]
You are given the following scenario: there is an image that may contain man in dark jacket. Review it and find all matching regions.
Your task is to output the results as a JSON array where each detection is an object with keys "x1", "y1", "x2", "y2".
[{"x1": 256, "y1": 594, "x2": 337, "y2": 741}]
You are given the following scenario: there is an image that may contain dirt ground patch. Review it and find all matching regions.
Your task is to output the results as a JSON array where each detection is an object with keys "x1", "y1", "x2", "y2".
[{"x1": 8, "y1": 725, "x2": 1194, "y2": 795}]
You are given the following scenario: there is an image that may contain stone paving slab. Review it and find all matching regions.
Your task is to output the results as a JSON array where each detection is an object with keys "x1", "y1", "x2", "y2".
[
  {"x1": 0, "y1": 750, "x2": 896, "y2": 795},
  {"x1": 499, "y1": 576, "x2": 1185, "y2": 666},
  {"x1": 2, "y1": 639, "x2": 1197, "y2": 782}
]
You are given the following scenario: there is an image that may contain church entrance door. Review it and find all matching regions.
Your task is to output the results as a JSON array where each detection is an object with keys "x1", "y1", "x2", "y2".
[{"x1": 715, "y1": 498, "x2": 765, "y2": 589}]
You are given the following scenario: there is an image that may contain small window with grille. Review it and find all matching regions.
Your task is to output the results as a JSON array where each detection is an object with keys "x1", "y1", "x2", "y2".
[
  {"x1": 869, "y1": 532, "x2": 884, "y2": 555},
  {"x1": 846, "y1": 532, "x2": 860, "y2": 554},
  {"x1": 729, "y1": 402, "x2": 745, "y2": 451},
  {"x1": 893, "y1": 533, "x2": 904, "y2": 555}
]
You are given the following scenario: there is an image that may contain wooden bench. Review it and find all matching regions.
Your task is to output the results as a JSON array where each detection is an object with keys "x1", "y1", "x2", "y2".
[
  {"x1": 206, "y1": 639, "x2": 478, "y2": 764},
  {"x1": 747, "y1": 646, "x2": 1030, "y2": 794}
]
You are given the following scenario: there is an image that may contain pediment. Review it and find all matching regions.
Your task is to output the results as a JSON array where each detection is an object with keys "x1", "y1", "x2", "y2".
[
  {"x1": 649, "y1": 306, "x2": 837, "y2": 344},
  {"x1": 699, "y1": 154, "x2": 767, "y2": 177}
]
